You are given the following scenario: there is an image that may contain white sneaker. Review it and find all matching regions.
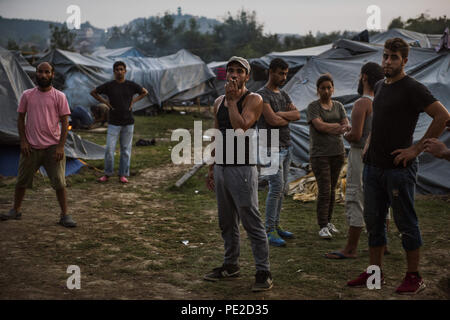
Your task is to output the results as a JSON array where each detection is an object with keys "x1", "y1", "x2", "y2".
[
  {"x1": 327, "y1": 222, "x2": 339, "y2": 233},
  {"x1": 319, "y1": 227, "x2": 332, "y2": 239}
]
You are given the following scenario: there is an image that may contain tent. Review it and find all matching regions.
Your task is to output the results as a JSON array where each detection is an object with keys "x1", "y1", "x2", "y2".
[
  {"x1": 0, "y1": 46, "x2": 105, "y2": 177},
  {"x1": 36, "y1": 48, "x2": 216, "y2": 111},
  {"x1": 369, "y1": 28, "x2": 442, "y2": 49},
  {"x1": 91, "y1": 46, "x2": 146, "y2": 58},
  {"x1": 281, "y1": 33, "x2": 450, "y2": 194}
]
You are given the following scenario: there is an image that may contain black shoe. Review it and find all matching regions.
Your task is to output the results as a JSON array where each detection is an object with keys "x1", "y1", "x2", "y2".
[
  {"x1": 203, "y1": 264, "x2": 240, "y2": 282},
  {"x1": 0, "y1": 208, "x2": 22, "y2": 221},
  {"x1": 252, "y1": 270, "x2": 273, "y2": 292},
  {"x1": 58, "y1": 215, "x2": 77, "y2": 228}
]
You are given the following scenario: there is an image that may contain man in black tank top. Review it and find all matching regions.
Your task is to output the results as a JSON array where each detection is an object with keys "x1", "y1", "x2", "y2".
[
  {"x1": 347, "y1": 38, "x2": 450, "y2": 295},
  {"x1": 204, "y1": 57, "x2": 273, "y2": 292}
]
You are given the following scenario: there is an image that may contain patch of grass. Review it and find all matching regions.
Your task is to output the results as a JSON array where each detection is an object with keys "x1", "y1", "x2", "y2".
[{"x1": 1, "y1": 111, "x2": 448, "y2": 300}]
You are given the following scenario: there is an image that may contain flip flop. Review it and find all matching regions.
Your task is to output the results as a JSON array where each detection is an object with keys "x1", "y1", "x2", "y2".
[{"x1": 324, "y1": 251, "x2": 355, "y2": 259}]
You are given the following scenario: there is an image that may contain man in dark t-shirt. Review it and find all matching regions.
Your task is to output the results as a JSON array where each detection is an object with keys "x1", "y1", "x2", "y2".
[
  {"x1": 347, "y1": 38, "x2": 450, "y2": 294},
  {"x1": 257, "y1": 58, "x2": 300, "y2": 247},
  {"x1": 91, "y1": 61, "x2": 148, "y2": 183}
]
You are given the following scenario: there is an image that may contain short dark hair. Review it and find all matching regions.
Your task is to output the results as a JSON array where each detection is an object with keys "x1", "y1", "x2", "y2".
[
  {"x1": 384, "y1": 38, "x2": 409, "y2": 59},
  {"x1": 269, "y1": 58, "x2": 289, "y2": 72},
  {"x1": 361, "y1": 62, "x2": 384, "y2": 91},
  {"x1": 36, "y1": 61, "x2": 55, "y2": 73},
  {"x1": 316, "y1": 73, "x2": 334, "y2": 89},
  {"x1": 113, "y1": 61, "x2": 126, "y2": 71}
]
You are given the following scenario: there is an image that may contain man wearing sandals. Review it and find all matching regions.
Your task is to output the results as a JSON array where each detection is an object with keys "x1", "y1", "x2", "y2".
[{"x1": 1, "y1": 62, "x2": 76, "y2": 228}]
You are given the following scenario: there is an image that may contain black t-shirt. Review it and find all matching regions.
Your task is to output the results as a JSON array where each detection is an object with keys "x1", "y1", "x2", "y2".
[
  {"x1": 364, "y1": 75, "x2": 437, "y2": 169},
  {"x1": 96, "y1": 80, "x2": 143, "y2": 126}
]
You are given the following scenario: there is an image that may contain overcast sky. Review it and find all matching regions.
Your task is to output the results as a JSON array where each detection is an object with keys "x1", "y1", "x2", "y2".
[{"x1": 0, "y1": 0, "x2": 448, "y2": 34}]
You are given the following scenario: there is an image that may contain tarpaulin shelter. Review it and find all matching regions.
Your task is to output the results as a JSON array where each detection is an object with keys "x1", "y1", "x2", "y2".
[
  {"x1": 281, "y1": 31, "x2": 450, "y2": 194},
  {"x1": 0, "y1": 46, "x2": 105, "y2": 177},
  {"x1": 36, "y1": 48, "x2": 216, "y2": 111},
  {"x1": 369, "y1": 28, "x2": 442, "y2": 49},
  {"x1": 91, "y1": 46, "x2": 146, "y2": 58}
]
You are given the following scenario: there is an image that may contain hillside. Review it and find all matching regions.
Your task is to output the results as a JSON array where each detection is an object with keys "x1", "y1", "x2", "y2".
[{"x1": 0, "y1": 13, "x2": 221, "y2": 52}]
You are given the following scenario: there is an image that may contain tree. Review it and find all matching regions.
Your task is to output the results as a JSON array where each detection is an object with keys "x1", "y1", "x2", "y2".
[
  {"x1": 388, "y1": 16, "x2": 404, "y2": 29},
  {"x1": 49, "y1": 23, "x2": 76, "y2": 51},
  {"x1": 7, "y1": 39, "x2": 20, "y2": 50},
  {"x1": 388, "y1": 14, "x2": 449, "y2": 34}
]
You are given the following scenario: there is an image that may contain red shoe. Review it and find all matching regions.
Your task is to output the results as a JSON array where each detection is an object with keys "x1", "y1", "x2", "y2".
[
  {"x1": 347, "y1": 271, "x2": 385, "y2": 288},
  {"x1": 98, "y1": 175, "x2": 109, "y2": 182},
  {"x1": 395, "y1": 273, "x2": 425, "y2": 295},
  {"x1": 119, "y1": 176, "x2": 129, "y2": 184}
]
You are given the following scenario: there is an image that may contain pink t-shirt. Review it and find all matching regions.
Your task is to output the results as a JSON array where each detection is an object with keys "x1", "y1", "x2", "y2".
[{"x1": 17, "y1": 87, "x2": 71, "y2": 149}]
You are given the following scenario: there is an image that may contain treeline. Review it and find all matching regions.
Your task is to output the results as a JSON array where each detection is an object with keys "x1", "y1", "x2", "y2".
[
  {"x1": 105, "y1": 10, "x2": 362, "y2": 61},
  {"x1": 388, "y1": 13, "x2": 448, "y2": 34},
  {"x1": 5, "y1": 11, "x2": 448, "y2": 61},
  {"x1": 104, "y1": 10, "x2": 449, "y2": 61}
]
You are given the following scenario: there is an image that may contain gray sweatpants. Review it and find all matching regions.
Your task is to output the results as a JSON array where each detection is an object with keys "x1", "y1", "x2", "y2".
[{"x1": 214, "y1": 165, "x2": 270, "y2": 272}]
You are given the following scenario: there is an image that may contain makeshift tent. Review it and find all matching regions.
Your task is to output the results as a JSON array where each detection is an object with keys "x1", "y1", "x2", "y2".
[
  {"x1": 252, "y1": 43, "x2": 333, "y2": 70},
  {"x1": 0, "y1": 46, "x2": 105, "y2": 177},
  {"x1": 369, "y1": 28, "x2": 442, "y2": 49},
  {"x1": 91, "y1": 46, "x2": 146, "y2": 58},
  {"x1": 36, "y1": 48, "x2": 216, "y2": 111},
  {"x1": 281, "y1": 34, "x2": 450, "y2": 194}
]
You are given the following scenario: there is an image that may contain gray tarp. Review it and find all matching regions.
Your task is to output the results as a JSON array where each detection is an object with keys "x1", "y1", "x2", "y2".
[
  {"x1": 369, "y1": 28, "x2": 442, "y2": 49},
  {"x1": 0, "y1": 47, "x2": 105, "y2": 160},
  {"x1": 91, "y1": 46, "x2": 145, "y2": 58},
  {"x1": 37, "y1": 48, "x2": 216, "y2": 110},
  {"x1": 282, "y1": 39, "x2": 450, "y2": 194}
]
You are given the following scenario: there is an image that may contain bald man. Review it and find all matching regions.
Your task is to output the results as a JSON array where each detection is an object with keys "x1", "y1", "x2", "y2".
[{"x1": 0, "y1": 62, "x2": 76, "y2": 227}]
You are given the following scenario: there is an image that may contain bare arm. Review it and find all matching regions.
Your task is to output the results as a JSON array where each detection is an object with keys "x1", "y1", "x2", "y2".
[
  {"x1": 277, "y1": 103, "x2": 300, "y2": 121},
  {"x1": 130, "y1": 88, "x2": 149, "y2": 110},
  {"x1": 392, "y1": 101, "x2": 450, "y2": 167},
  {"x1": 227, "y1": 94, "x2": 263, "y2": 131},
  {"x1": 17, "y1": 112, "x2": 31, "y2": 157},
  {"x1": 311, "y1": 118, "x2": 347, "y2": 135},
  {"x1": 344, "y1": 99, "x2": 369, "y2": 142},
  {"x1": 90, "y1": 89, "x2": 112, "y2": 109},
  {"x1": 263, "y1": 102, "x2": 289, "y2": 126},
  {"x1": 206, "y1": 97, "x2": 223, "y2": 191},
  {"x1": 424, "y1": 139, "x2": 450, "y2": 161},
  {"x1": 362, "y1": 133, "x2": 371, "y2": 158},
  {"x1": 55, "y1": 115, "x2": 69, "y2": 161}
]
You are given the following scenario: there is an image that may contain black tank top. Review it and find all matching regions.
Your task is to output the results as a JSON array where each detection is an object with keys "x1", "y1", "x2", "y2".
[{"x1": 216, "y1": 91, "x2": 256, "y2": 166}]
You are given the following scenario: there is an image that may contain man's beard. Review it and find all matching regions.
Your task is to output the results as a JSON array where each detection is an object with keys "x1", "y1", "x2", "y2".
[
  {"x1": 357, "y1": 78, "x2": 364, "y2": 95},
  {"x1": 384, "y1": 66, "x2": 402, "y2": 79},
  {"x1": 36, "y1": 77, "x2": 52, "y2": 88}
]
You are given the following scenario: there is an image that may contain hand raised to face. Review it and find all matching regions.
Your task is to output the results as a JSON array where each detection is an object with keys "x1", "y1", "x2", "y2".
[{"x1": 225, "y1": 79, "x2": 243, "y2": 104}]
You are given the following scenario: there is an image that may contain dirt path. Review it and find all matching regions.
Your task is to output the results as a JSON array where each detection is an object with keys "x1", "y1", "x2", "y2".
[{"x1": 0, "y1": 163, "x2": 207, "y2": 299}]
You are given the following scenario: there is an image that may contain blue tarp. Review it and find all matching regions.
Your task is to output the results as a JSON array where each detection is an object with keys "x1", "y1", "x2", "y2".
[{"x1": 0, "y1": 145, "x2": 85, "y2": 177}]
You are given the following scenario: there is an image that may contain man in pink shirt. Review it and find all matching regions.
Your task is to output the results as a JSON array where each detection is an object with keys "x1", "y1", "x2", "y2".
[{"x1": 0, "y1": 62, "x2": 76, "y2": 227}]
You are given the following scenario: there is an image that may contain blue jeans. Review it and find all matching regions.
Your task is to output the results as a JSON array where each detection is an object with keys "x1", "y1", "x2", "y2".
[
  {"x1": 264, "y1": 146, "x2": 291, "y2": 232},
  {"x1": 104, "y1": 124, "x2": 134, "y2": 177},
  {"x1": 363, "y1": 162, "x2": 423, "y2": 251}
]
